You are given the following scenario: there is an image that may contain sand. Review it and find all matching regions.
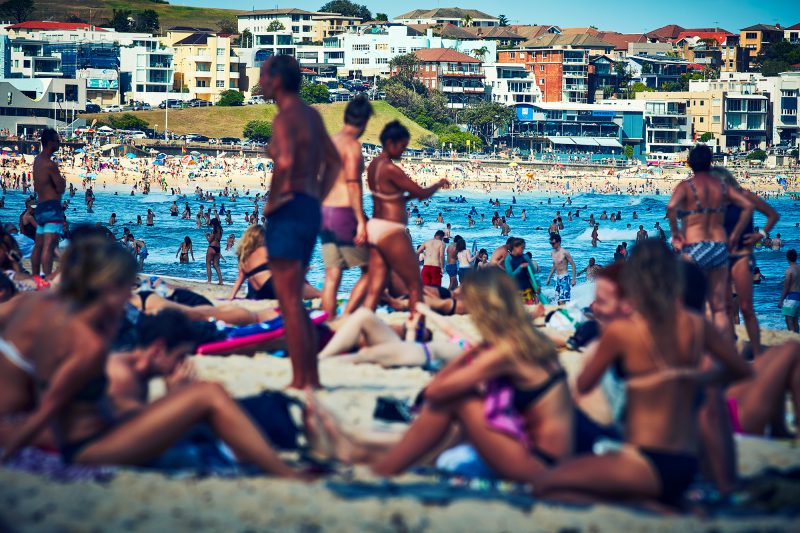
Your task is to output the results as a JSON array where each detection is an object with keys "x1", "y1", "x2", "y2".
[{"x1": 1, "y1": 279, "x2": 799, "y2": 531}]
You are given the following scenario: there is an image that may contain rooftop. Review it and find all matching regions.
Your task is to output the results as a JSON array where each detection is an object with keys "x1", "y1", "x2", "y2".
[
  {"x1": 510, "y1": 25, "x2": 561, "y2": 40},
  {"x1": 594, "y1": 31, "x2": 651, "y2": 51},
  {"x1": 414, "y1": 48, "x2": 481, "y2": 63},
  {"x1": 467, "y1": 26, "x2": 524, "y2": 40},
  {"x1": 6, "y1": 21, "x2": 107, "y2": 31},
  {"x1": 168, "y1": 26, "x2": 215, "y2": 32},
  {"x1": 648, "y1": 24, "x2": 685, "y2": 39},
  {"x1": 741, "y1": 24, "x2": 782, "y2": 32},
  {"x1": 239, "y1": 8, "x2": 315, "y2": 17},
  {"x1": 520, "y1": 33, "x2": 615, "y2": 50},
  {"x1": 172, "y1": 32, "x2": 213, "y2": 46},
  {"x1": 674, "y1": 30, "x2": 734, "y2": 45},
  {"x1": 395, "y1": 8, "x2": 497, "y2": 21},
  {"x1": 406, "y1": 23, "x2": 477, "y2": 40}
]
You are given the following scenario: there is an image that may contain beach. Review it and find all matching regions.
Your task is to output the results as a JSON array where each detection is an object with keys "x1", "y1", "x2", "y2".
[{"x1": 1, "y1": 280, "x2": 799, "y2": 532}]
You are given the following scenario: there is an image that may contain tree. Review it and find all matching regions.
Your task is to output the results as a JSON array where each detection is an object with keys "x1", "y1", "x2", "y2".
[
  {"x1": 267, "y1": 20, "x2": 285, "y2": 32},
  {"x1": 389, "y1": 53, "x2": 420, "y2": 87},
  {"x1": 299, "y1": 82, "x2": 330, "y2": 104},
  {"x1": 218, "y1": 15, "x2": 237, "y2": 34},
  {"x1": 319, "y1": 0, "x2": 371, "y2": 21},
  {"x1": 630, "y1": 82, "x2": 653, "y2": 94},
  {"x1": 498, "y1": 14, "x2": 509, "y2": 27},
  {"x1": 418, "y1": 133, "x2": 439, "y2": 148},
  {"x1": 250, "y1": 82, "x2": 262, "y2": 96},
  {"x1": 746, "y1": 149, "x2": 767, "y2": 161},
  {"x1": 623, "y1": 145, "x2": 634, "y2": 160},
  {"x1": 0, "y1": 0, "x2": 35, "y2": 24},
  {"x1": 473, "y1": 46, "x2": 489, "y2": 62},
  {"x1": 757, "y1": 41, "x2": 800, "y2": 74},
  {"x1": 217, "y1": 90, "x2": 244, "y2": 106},
  {"x1": 135, "y1": 9, "x2": 159, "y2": 33},
  {"x1": 698, "y1": 132, "x2": 714, "y2": 143},
  {"x1": 460, "y1": 14, "x2": 473, "y2": 27},
  {"x1": 107, "y1": 9, "x2": 133, "y2": 32},
  {"x1": 240, "y1": 29, "x2": 253, "y2": 48},
  {"x1": 243, "y1": 120, "x2": 272, "y2": 142},
  {"x1": 108, "y1": 113, "x2": 149, "y2": 130},
  {"x1": 375, "y1": 12, "x2": 388, "y2": 22},
  {"x1": 439, "y1": 130, "x2": 481, "y2": 152},
  {"x1": 762, "y1": 59, "x2": 793, "y2": 77},
  {"x1": 65, "y1": 14, "x2": 86, "y2": 23},
  {"x1": 459, "y1": 100, "x2": 514, "y2": 147}
]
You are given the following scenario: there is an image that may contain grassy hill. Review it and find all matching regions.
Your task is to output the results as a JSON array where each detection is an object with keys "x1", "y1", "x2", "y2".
[
  {"x1": 32, "y1": 0, "x2": 242, "y2": 33},
  {"x1": 81, "y1": 101, "x2": 435, "y2": 148}
]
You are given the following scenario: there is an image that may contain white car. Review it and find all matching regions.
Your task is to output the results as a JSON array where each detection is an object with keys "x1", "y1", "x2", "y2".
[
  {"x1": 246, "y1": 96, "x2": 265, "y2": 105},
  {"x1": 102, "y1": 104, "x2": 124, "y2": 113}
]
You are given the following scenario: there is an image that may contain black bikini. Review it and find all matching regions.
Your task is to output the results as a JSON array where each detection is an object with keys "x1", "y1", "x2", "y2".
[
  {"x1": 245, "y1": 263, "x2": 276, "y2": 300},
  {"x1": 511, "y1": 367, "x2": 568, "y2": 465},
  {"x1": 55, "y1": 373, "x2": 112, "y2": 463}
]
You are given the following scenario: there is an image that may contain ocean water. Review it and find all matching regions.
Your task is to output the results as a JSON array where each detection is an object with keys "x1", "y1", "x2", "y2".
[{"x1": 3, "y1": 186, "x2": 797, "y2": 330}]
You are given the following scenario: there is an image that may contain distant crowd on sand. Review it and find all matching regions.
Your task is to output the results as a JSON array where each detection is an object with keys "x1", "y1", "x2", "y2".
[{"x1": 1, "y1": 56, "x2": 799, "y2": 515}]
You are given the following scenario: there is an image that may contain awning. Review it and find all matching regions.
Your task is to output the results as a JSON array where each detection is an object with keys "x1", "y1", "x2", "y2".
[
  {"x1": 595, "y1": 138, "x2": 623, "y2": 148},
  {"x1": 547, "y1": 136, "x2": 575, "y2": 145},
  {"x1": 571, "y1": 137, "x2": 599, "y2": 146}
]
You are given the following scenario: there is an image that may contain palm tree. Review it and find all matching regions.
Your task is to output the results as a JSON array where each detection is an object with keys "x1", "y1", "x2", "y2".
[
  {"x1": 461, "y1": 14, "x2": 473, "y2": 27},
  {"x1": 498, "y1": 14, "x2": 509, "y2": 27},
  {"x1": 474, "y1": 46, "x2": 489, "y2": 62}
]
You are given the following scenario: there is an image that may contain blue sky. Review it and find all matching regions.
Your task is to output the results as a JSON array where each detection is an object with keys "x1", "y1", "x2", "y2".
[{"x1": 172, "y1": 0, "x2": 797, "y2": 33}]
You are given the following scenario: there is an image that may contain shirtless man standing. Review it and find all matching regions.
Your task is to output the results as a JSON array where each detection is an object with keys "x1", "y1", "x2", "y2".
[
  {"x1": 490, "y1": 237, "x2": 515, "y2": 269},
  {"x1": 444, "y1": 236, "x2": 458, "y2": 290},
  {"x1": 417, "y1": 230, "x2": 445, "y2": 287},
  {"x1": 31, "y1": 128, "x2": 66, "y2": 276},
  {"x1": 545, "y1": 232, "x2": 577, "y2": 304},
  {"x1": 261, "y1": 55, "x2": 341, "y2": 389},
  {"x1": 320, "y1": 96, "x2": 373, "y2": 318},
  {"x1": 635, "y1": 224, "x2": 648, "y2": 243},
  {"x1": 779, "y1": 248, "x2": 800, "y2": 332}
]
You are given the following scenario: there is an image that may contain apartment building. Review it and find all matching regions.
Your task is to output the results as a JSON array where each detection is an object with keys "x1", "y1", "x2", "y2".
[
  {"x1": 511, "y1": 100, "x2": 645, "y2": 160},
  {"x1": 311, "y1": 13, "x2": 362, "y2": 41},
  {"x1": 393, "y1": 8, "x2": 499, "y2": 27},
  {"x1": 626, "y1": 55, "x2": 691, "y2": 88},
  {"x1": 164, "y1": 29, "x2": 241, "y2": 102},
  {"x1": 643, "y1": 99, "x2": 693, "y2": 155},
  {"x1": 118, "y1": 37, "x2": 176, "y2": 106},
  {"x1": 756, "y1": 72, "x2": 800, "y2": 147},
  {"x1": 721, "y1": 35, "x2": 750, "y2": 72},
  {"x1": 484, "y1": 63, "x2": 542, "y2": 105},
  {"x1": 785, "y1": 23, "x2": 800, "y2": 44},
  {"x1": 739, "y1": 24, "x2": 783, "y2": 62},
  {"x1": 337, "y1": 25, "x2": 495, "y2": 78},
  {"x1": 497, "y1": 47, "x2": 590, "y2": 103},
  {"x1": 399, "y1": 48, "x2": 486, "y2": 109},
  {"x1": 637, "y1": 90, "x2": 769, "y2": 150},
  {"x1": 237, "y1": 9, "x2": 318, "y2": 44}
]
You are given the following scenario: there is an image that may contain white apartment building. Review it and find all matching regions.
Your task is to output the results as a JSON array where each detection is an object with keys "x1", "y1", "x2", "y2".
[
  {"x1": 484, "y1": 63, "x2": 542, "y2": 105},
  {"x1": 337, "y1": 25, "x2": 496, "y2": 77},
  {"x1": 118, "y1": 37, "x2": 177, "y2": 106},
  {"x1": 393, "y1": 8, "x2": 499, "y2": 27},
  {"x1": 642, "y1": 99, "x2": 693, "y2": 155},
  {"x1": 237, "y1": 9, "x2": 318, "y2": 44},
  {"x1": 761, "y1": 72, "x2": 800, "y2": 147}
]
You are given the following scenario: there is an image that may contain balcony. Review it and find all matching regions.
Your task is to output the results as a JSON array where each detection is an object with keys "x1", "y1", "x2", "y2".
[
  {"x1": 441, "y1": 71, "x2": 484, "y2": 78},
  {"x1": 442, "y1": 86, "x2": 486, "y2": 94},
  {"x1": 194, "y1": 70, "x2": 212, "y2": 77}
]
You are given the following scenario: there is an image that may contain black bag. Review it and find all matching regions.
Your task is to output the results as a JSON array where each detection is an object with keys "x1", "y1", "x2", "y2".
[{"x1": 238, "y1": 391, "x2": 303, "y2": 450}]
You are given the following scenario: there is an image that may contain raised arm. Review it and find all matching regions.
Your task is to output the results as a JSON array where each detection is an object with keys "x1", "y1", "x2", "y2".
[
  {"x1": 388, "y1": 166, "x2": 448, "y2": 200},
  {"x1": 743, "y1": 190, "x2": 779, "y2": 244}
]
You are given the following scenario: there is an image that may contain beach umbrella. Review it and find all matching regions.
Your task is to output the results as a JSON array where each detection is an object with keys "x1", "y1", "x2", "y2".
[
  {"x1": 188, "y1": 172, "x2": 195, "y2": 180},
  {"x1": 98, "y1": 125, "x2": 114, "y2": 132},
  {"x1": 190, "y1": 150, "x2": 201, "y2": 155},
  {"x1": 1, "y1": 147, "x2": 11, "y2": 151},
  {"x1": 148, "y1": 148, "x2": 159, "y2": 154},
  {"x1": 152, "y1": 159, "x2": 164, "y2": 166},
  {"x1": 125, "y1": 152, "x2": 136, "y2": 159},
  {"x1": 509, "y1": 162, "x2": 518, "y2": 168},
  {"x1": 422, "y1": 157, "x2": 432, "y2": 163},
  {"x1": 75, "y1": 148, "x2": 86, "y2": 153}
]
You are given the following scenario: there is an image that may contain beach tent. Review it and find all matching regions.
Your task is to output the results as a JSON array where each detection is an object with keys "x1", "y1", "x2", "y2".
[
  {"x1": 125, "y1": 152, "x2": 136, "y2": 159},
  {"x1": 1, "y1": 147, "x2": 11, "y2": 151},
  {"x1": 152, "y1": 159, "x2": 164, "y2": 166},
  {"x1": 190, "y1": 151, "x2": 201, "y2": 155},
  {"x1": 98, "y1": 125, "x2": 114, "y2": 132},
  {"x1": 255, "y1": 162, "x2": 265, "y2": 171}
]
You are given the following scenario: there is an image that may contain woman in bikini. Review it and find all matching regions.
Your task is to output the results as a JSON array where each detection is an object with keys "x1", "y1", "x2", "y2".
[
  {"x1": 667, "y1": 146, "x2": 753, "y2": 340},
  {"x1": 714, "y1": 167, "x2": 779, "y2": 357},
  {"x1": 228, "y1": 225, "x2": 320, "y2": 301},
  {"x1": 176, "y1": 236, "x2": 194, "y2": 264},
  {"x1": 205, "y1": 218, "x2": 223, "y2": 285},
  {"x1": 0, "y1": 237, "x2": 302, "y2": 478},
  {"x1": 532, "y1": 239, "x2": 751, "y2": 508},
  {"x1": 308, "y1": 268, "x2": 584, "y2": 482},
  {"x1": 362, "y1": 121, "x2": 448, "y2": 317}
]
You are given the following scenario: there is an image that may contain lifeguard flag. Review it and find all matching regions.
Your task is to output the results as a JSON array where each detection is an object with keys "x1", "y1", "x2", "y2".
[{"x1": 182, "y1": 146, "x2": 187, "y2": 154}]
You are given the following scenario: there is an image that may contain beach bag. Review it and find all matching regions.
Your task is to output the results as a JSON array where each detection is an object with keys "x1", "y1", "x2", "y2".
[{"x1": 238, "y1": 392, "x2": 303, "y2": 450}]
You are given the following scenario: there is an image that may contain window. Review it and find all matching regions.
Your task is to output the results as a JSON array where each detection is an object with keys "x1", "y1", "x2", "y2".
[
  {"x1": 540, "y1": 65, "x2": 544, "y2": 72},
  {"x1": 303, "y1": 26, "x2": 312, "y2": 32},
  {"x1": 217, "y1": 48, "x2": 224, "y2": 56},
  {"x1": 509, "y1": 52, "x2": 515, "y2": 59},
  {"x1": 700, "y1": 100, "x2": 704, "y2": 106},
  {"x1": 712, "y1": 115, "x2": 720, "y2": 123},
  {"x1": 375, "y1": 57, "x2": 388, "y2": 64},
  {"x1": 230, "y1": 80, "x2": 236, "y2": 88},
  {"x1": 540, "y1": 78, "x2": 545, "y2": 84},
  {"x1": 352, "y1": 44, "x2": 369, "y2": 51},
  {"x1": 375, "y1": 43, "x2": 388, "y2": 51},
  {"x1": 699, "y1": 117, "x2": 704, "y2": 123},
  {"x1": 712, "y1": 98, "x2": 721, "y2": 106},
  {"x1": 216, "y1": 64, "x2": 224, "y2": 72},
  {"x1": 397, "y1": 47, "x2": 407, "y2": 54},
  {"x1": 745, "y1": 32, "x2": 757, "y2": 39},
  {"x1": 353, "y1": 58, "x2": 369, "y2": 65},
  {"x1": 292, "y1": 26, "x2": 300, "y2": 33}
]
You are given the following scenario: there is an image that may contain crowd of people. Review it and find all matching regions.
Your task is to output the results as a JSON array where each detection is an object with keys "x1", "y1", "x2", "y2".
[{"x1": 0, "y1": 56, "x2": 798, "y2": 516}]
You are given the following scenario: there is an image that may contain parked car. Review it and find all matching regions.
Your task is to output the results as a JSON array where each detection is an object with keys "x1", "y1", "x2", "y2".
[
  {"x1": 185, "y1": 134, "x2": 209, "y2": 143},
  {"x1": 218, "y1": 137, "x2": 241, "y2": 145},
  {"x1": 102, "y1": 104, "x2": 123, "y2": 113},
  {"x1": 84, "y1": 103, "x2": 101, "y2": 113},
  {"x1": 132, "y1": 102, "x2": 152, "y2": 111},
  {"x1": 187, "y1": 98, "x2": 212, "y2": 108},
  {"x1": 158, "y1": 99, "x2": 184, "y2": 109},
  {"x1": 246, "y1": 96, "x2": 265, "y2": 105}
]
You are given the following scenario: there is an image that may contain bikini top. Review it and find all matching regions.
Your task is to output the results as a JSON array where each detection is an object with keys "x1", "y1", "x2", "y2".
[
  {"x1": 619, "y1": 319, "x2": 702, "y2": 390},
  {"x1": 677, "y1": 179, "x2": 727, "y2": 219},
  {"x1": 512, "y1": 367, "x2": 568, "y2": 412},
  {"x1": 244, "y1": 262, "x2": 270, "y2": 279},
  {"x1": 370, "y1": 158, "x2": 405, "y2": 201}
]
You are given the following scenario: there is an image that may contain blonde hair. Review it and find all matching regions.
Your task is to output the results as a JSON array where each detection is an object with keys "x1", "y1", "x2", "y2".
[
  {"x1": 711, "y1": 166, "x2": 739, "y2": 189},
  {"x1": 59, "y1": 237, "x2": 138, "y2": 307},
  {"x1": 237, "y1": 224, "x2": 266, "y2": 262},
  {"x1": 461, "y1": 268, "x2": 557, "y2": 366}
]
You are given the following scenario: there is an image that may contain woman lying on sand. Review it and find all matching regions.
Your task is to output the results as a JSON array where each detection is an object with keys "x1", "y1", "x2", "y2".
[
  {"x1": 308, "y1": 268, "x2": 612, "y2": 482},
  {"x1": 531, "y1": 239, "x2": 752, "y2": 508},
  {"x1": 0, "y1": 236, "x2": 302, "y2": 478},
  {"x1": 318, "y1": 308, "x2": 463, "y2": 370}
]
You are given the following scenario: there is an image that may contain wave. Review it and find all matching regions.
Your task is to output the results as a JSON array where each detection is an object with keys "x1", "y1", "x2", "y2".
[{"x1": 575, "y1": 227, "x2": 638, "y2": 242}]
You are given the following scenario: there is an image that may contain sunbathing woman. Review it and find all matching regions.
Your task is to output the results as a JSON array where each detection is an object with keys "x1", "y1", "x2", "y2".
[
  {"x1": 667, "y1": 147, "x2": 753, "y2": 339},
  {"x1": 714, "y1": 167, "x2": 779, "y2": 357},
  {"x1": 532, "y1": 239, "x2": 752, "y2": 508},
  {"x1": 318, "y1": 307, "x2": 463, "y2": 370},
  {"x1": 311, "y1": 268, "x2": 578, "y2": 482},
  {"x1": 362, "y1": 121, "x2": 448, "y2": 317},
  {"x1": 0, "y1": 237, "x2": 301, "y2": 478},
  {"x1": 228, "y1": 225, "x2": 320, "y2": 301}
]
